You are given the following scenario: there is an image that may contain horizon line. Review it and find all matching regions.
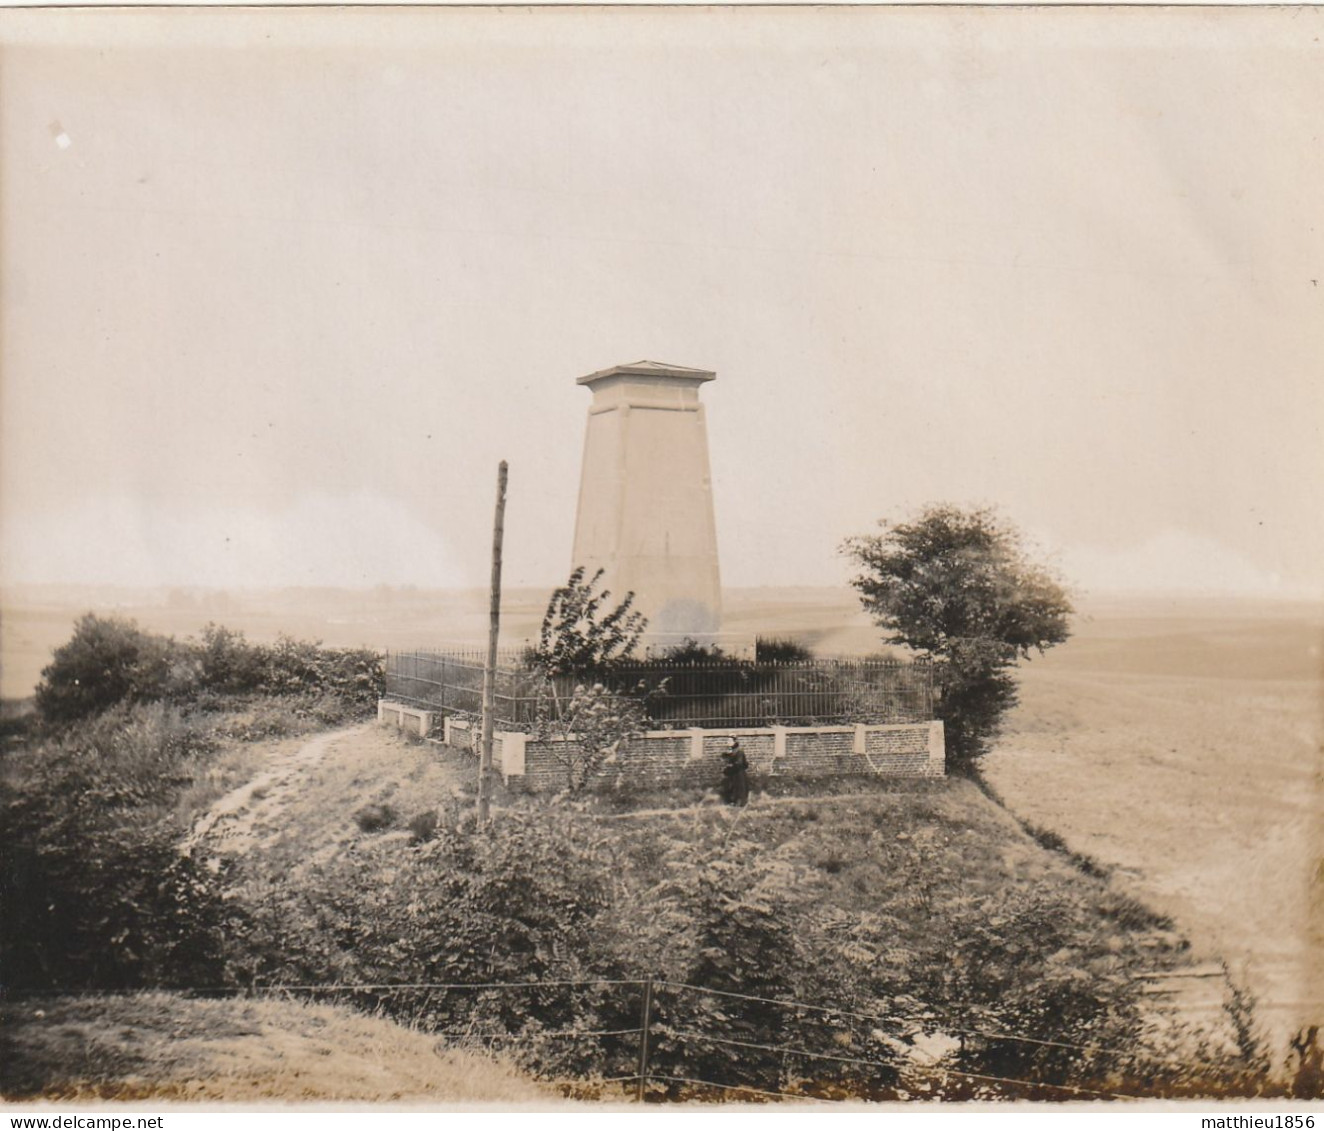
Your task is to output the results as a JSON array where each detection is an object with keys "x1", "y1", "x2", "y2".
[{"x1": 2, "y1": 580, "x2": 1321, "y2": 606}]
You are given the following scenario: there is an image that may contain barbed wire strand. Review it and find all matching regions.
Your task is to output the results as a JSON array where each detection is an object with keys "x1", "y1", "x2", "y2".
[
  {"x1": 3, "y1": 977, "x2": 646, "y2": 999},
  {"x1": 657, "y1": 978, "x2": 1157, "y2": 1064},
  {"x1": 294, "y1": 977, "x2": 1245, "y2": 1086},
  {"x1": 7, "y1": 976, "x2": 1238, "y2": 1090},
  {"x1": 253, "y1": 978, "x2": 646, "y2": 992},
  {"x1": 429, "y1": 1027, "x2": 642, "y2": 1041},
  {"x1": 661, "y1": 1026, "x2": 901, "y2": 1074},
  {"x1": 661, "y1": 1025, "x2": 1136, "y2": 1102}
]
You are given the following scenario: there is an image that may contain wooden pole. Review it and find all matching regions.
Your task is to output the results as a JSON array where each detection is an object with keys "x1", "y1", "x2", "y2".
[
  {"x1": 477, "y1": 460, "x2": 508, "y2": 825},
  {"x1": 635, "y1": 975, "x2": 654, "y2": 1102}
]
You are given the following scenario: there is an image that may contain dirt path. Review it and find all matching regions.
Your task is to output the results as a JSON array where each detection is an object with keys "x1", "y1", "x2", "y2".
[{"x1": 181, "y1": 724, "x2": 368, "y2": 863}]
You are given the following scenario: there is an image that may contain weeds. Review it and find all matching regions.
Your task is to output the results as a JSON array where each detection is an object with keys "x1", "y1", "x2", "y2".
[
  {"x1": 354, "y1": 803, "x2": 398, "y2": 833},
  {"x1": 1019, "y1": 818, "x2": 1114, "y2": 879},
  {"x1": 209, "y1": 771, "x2": 1267, "y2": 1100},
  {"x1": 406, "y1": 810, "x2": 439, "y2": 843},
  {"x1": 0, "y1": 686, "x2": 365, "y2": 993}
]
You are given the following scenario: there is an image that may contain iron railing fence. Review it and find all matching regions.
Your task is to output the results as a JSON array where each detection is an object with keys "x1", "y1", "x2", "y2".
[
  {"x1": 386, "y1": 648, "x2": 547, "y2": 731},
  {"x1": 385, "y1": 649, "x2": 934, "y2": 730}
]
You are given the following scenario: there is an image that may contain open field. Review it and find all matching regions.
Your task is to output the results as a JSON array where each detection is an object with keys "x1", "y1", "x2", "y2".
[{"x1": 984, "y1": 611, "x2": 1323, "y2": 1052}]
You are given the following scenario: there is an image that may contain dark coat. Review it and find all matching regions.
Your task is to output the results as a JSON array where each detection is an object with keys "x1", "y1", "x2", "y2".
[{"x1": 721, "y1": 743, "x2": 750, "y2": 806}]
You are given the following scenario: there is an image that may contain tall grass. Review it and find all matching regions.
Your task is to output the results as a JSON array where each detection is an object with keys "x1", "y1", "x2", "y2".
[
  {"x1": 0, "y1": 702, "x2": 234, "y2": 990},
  {"x1": 1, "y1": 677, "x2": 371, "y2": 993}
]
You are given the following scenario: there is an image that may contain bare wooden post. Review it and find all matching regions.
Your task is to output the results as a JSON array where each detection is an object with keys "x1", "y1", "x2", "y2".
[
  {"x1": 635, "y1": 975, "x2": 654, "y2": 1102},
  {"x1": 477, "y1": 460, "x2": 508, "y2": 825}
]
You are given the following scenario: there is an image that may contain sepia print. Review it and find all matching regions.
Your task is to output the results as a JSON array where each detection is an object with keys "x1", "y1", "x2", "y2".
[{"x1": 1, "y1": 3, "x2": 1321, "y2": 1109}]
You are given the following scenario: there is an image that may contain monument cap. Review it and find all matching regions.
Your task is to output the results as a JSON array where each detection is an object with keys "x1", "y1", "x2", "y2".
[{"x1": 577, "y1": 359, "x2": 716, "y2": 386}]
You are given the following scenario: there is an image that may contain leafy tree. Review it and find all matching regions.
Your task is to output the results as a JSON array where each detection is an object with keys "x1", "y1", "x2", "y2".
[
  {"x1": 196, "y1": 623, "x2": 266, "y2": 694},
  {"x1": 34, "y1": 614, "x2": 181, "y2": 723},
  {"x1": 525, "y1": 567, "x2": 647, "y2": 678},
  {"x1": 520, "y1": 569, "x2": 652, "y2": 792},
  {"x1": 842, "y1": 505, "x2": 1072, "y2": 774}
]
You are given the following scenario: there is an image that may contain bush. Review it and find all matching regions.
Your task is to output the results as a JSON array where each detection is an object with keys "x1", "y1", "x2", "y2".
[
  {"x1": 215, "y1": 632, "x2": 384, "y2": 714},
  {"x1": 354, "y1": 803, "x2": 398, "y2": 833},
  {"x1": 633, "y1": 840, "x2": 901, "y2": 1099},
  {"x1": 754, "y1": 637, "x2": 815, "y2": 664},
  {"x1": 33, "y1": 617, "x2": 385, "y2": 727},
  {"x1": 657, "y1": 639, "x2": 727, "y2": 663},
  {"x1": 0, "y1": 703, "x2": 232, "y2": 990},
  {"x1": 222, "y1": 808, "x2": 624, "y2": 1027},
  {"x1": 209, "y1": 788, "x2": 1277, "y2": 1100},
  {"x1": 34, "y1": 615, "x2": 185, "y2": 724},
  {"x1": 532, "y1": 682, "x2": 649, "y2": 794},
  {"x1": 406, "y1": 810, "x2": 439, "y2": 843},
  {"x1": 196, "y1": 623, "x2": 268, "y2": 695}
]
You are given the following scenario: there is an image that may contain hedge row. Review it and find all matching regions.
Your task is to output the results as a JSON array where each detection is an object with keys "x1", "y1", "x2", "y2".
[{"x1": 34, "y1": 616, "x2": 384, "y2": 725}]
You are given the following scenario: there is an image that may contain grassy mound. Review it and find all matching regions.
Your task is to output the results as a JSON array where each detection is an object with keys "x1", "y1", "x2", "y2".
[
  {"x1": 0, "y1": 993, "x2": 549, "y2": 1103},
  {"x1": 209, "y1": 733, "x2": 1259, "y2": 1099},
  {"x1": 0, "y1": 661, "x2": 1276, "y2": 1101}
]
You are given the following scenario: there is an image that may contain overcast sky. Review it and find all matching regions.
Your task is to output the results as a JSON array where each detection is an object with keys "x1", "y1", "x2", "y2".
[{"x1": 2, "y1": 7, "x2": 1320, "y2": 598}]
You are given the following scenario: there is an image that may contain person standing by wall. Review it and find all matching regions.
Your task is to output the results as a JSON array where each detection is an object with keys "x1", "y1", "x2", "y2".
[{"x1": 721, "y1": 736, "x2": 750, "y2": 806}]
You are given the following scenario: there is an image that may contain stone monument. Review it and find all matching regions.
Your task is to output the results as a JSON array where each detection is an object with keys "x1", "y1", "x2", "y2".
[{"x1": 571, "y1": 360, "x2": 724, "y2": 649}]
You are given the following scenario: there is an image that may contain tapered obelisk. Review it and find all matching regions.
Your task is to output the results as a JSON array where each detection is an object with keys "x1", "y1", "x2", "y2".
[{"x1": 571, "y1": 360, "x2": 723, "y2": 646}]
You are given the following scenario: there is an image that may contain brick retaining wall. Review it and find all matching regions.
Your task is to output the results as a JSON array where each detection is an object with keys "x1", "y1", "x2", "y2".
[
  {"x1": 378, "y1": 700, "x2": 944, "y2": 790},
  {"x1": 507, "y1": 722, "x2": 943, "y2": 791}
]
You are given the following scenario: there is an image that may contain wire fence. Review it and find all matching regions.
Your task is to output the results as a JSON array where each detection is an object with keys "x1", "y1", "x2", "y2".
[
  {"x1": 384, "y1": 649, "x2": 935, "y2": 730},
  {"x1": 11, "y1": 975, "x2": 1152, "y2": 1103}
]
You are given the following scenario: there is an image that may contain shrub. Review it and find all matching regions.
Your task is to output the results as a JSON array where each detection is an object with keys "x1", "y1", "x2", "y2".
[
  {"x1": 211, "y1": 792, "x2": 1274, "y2": 1100},
  {"x1": 532, "y1": 682, "x2": 649, "y2": 794},
  {"x1": 253, "y1": 635, "x2": 384, "y2": 712},
  {"x1": 755, "y1": 637, "x2": 815, "y2": 664},
  {"x1": 354, "y1": 803, "x2": 398, "y2": 833},
  {"x1": 657, "y1": 639, "x2": 727, "y2": 663},
  {"x1": 526, "y1": 567, "x2": 647, "y2": 677},
  {"x1": 223, "y1": 808, "x2": 624, "y2": 1029},
  {"x1": 34, "y1": 615, "x2": 184, "y2": 724},
  {"x1": 34, "y1": 617, "x2": 384, "y2": 726},
  {"x1": 196, "y1": 623, "x2": 268, "y2": 695},
  {"x1": 0, "y1": 702, "x2": 232, "y2": 990},
  {"x1": 406, "y1": 810, "x2": 439, "y2": 843},
  {"x1": 616, "y1": 838, "x2": 901, "y2": 1099}
]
